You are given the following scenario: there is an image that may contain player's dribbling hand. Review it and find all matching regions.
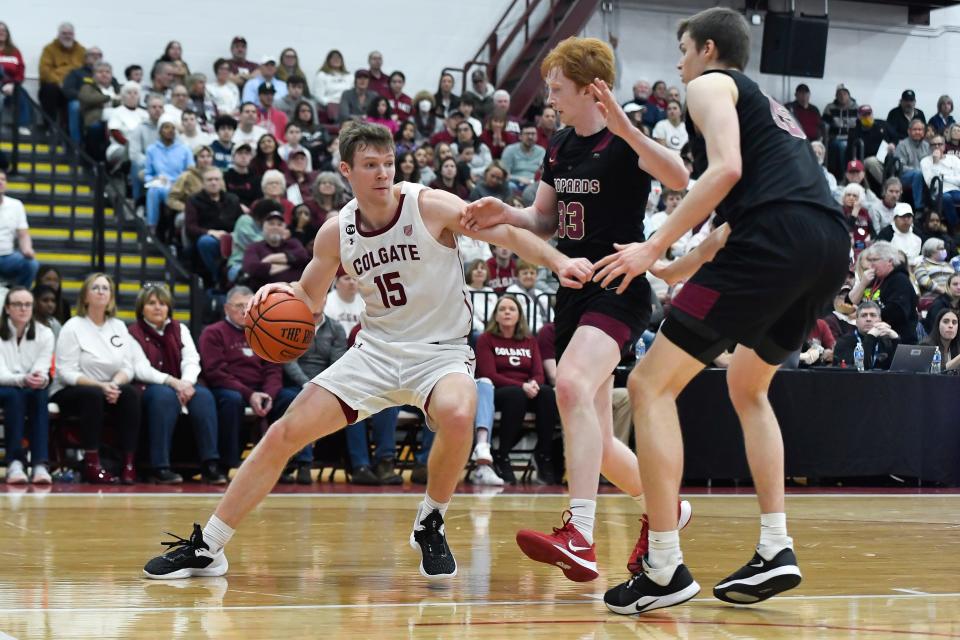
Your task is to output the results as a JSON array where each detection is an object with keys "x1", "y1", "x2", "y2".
[
  {"x1": 593, "y1": 242, "x2": 660, "y2": 294},
  {"x1": 589, "y1": 78, "x2": 632, "y2": 140},
  {"x1": 247, "y1": 282, "x2": 296, "y2": 317},
  {"x1": 557, "y1": 257, "x2": 593, "y2": 289},
  {"x1": 461, "y1": 197, "x2": 508, "y2": 232}
]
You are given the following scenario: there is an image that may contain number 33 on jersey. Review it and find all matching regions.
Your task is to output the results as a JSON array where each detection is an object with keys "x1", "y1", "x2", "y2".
[{"x1": 338, "y1": 182, "x2": 473, "y2": 343}]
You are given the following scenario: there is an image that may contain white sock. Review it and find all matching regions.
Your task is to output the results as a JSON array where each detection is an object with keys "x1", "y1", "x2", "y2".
[
  {"x1": 646, "y1": 529, "x2": 682, "y2": 586},
  {"x1": 414, "y1": 493, "x2": 449, "y2": 530},
  {"x1": 568, "y1": 498, "x2": 596, "y2": 544},
  {"x1": 202, "y1": 515, "x2": 234, "y2": 554},
  {"x1": 632, "y1": 494, "x2": 647, "y2": 515},
  {"x1": 757, "y1": 512, "x2": 793, "y2": 560}
]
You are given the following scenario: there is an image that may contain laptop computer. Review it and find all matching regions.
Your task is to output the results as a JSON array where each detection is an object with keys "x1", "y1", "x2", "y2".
[{"x1": 888, "y1": 344, "x2": 937, "y2": 373}]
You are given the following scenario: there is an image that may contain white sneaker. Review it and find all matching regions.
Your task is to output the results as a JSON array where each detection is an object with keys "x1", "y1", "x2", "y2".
[
  {"x1": 6, "y1": 460, "x2": 27, "y2": 484},
  {"x1": 473, "y1": 463, "x2": 504, "y2": 486},
  {"x1": 472, "y1": 441, "x2": 493, "y2": 465},
  {"x1": 17, "y1": 126, "x2": 31, "y2": 136},
  {"x1": 31, "y1": 464, "x2": 52, "y2": 485}
]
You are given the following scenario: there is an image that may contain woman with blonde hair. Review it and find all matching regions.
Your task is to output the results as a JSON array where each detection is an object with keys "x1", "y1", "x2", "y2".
[
  {"x1": 313, "y1": 49, "x2": 351, "y2": 107},
  {"x1": 129, "y1": 284, "x2": 225, "y2": 485},
  {"x1": 475, "y1": 295, "x2": 559, "y2": 485},
  {"x1": 50, "y1": 273, "x2": 142, "y2": 484}
]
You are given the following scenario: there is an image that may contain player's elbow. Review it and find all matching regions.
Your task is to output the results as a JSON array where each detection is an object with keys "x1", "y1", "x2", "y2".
[
  {"x1": 716, "y1": 160, "x2": 742, "y2": 187},
  {"x1": 661, "y1": 166, "x2": 691, "y2": 192}
]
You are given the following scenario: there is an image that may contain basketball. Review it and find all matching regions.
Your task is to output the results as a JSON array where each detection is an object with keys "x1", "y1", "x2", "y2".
[{"x1": 244, "y1": 291, "x2": 316, "y2": 363}]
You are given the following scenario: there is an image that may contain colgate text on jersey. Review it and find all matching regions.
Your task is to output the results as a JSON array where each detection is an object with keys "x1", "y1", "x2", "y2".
[
  {"x1": 352, "y1": 244, "x2": 422, "y2": 276},
  {"x1": 553, "y1": 178, "x2": 601, "y2": 195}
]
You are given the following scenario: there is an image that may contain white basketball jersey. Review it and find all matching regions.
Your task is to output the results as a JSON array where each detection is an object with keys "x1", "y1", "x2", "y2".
[{"x1": 338, "y1": 182, "x2": 473, "y2": 343}]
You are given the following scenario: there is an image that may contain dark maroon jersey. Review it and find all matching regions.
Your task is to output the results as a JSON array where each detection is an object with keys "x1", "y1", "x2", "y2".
[{"x1": 540, "y1": 127, "x2": 651, "y2": 265}]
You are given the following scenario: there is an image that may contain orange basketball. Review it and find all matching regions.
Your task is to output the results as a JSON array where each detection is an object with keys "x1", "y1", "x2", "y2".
[{"x1": 244, "y1": 291, "x2": 316, "y2": 363}]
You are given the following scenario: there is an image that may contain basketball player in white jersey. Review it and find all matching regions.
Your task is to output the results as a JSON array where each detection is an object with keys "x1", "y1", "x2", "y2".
[{"x1": 143, "y1": 123, "x2": 593, "y2": 582}]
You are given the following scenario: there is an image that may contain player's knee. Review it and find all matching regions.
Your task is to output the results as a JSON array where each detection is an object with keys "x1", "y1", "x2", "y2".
[
  {"x1": 626, "y1": 367, "x2": 660, "y2": 406},
  {"x1": 554, "y1": 372, "x2": 591, "y2": 412},
  {"x1": 263, "y1": 417, "x2": 306, "y2": 457},
  {"x1": 727, "y1": 377, "x2": 768, "y2": 414}
]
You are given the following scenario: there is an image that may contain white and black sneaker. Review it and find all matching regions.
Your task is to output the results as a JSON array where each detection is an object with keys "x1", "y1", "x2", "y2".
[
  {"x1": 409, "y1": 509, "x2": 457, "y2": 580},
  {"x1": 713, "y1": 547, "x2": 802, "y2": 604},
  {"x1": 143, "y1": 523, "x2": 229, "y2": 580},
  {"x1": 604, "y1": 563, "x2": 701, "y2": 615}
]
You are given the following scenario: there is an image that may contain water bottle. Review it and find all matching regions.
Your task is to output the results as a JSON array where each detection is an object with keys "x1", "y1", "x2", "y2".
[
  {"x1": 931, "y1": 347, "x2": 942, "y2": 374},
  {"x1": 635, "y1": 338, "x2": 646, "y2": 360},
  {"x1": 853, "y1": 340, "x2": 865, "y2": 372}
]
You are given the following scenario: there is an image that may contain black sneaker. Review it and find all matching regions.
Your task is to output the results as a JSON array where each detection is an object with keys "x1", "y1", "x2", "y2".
[
  {"x1": 278, "y1": 466, "x2": 295, "y2": 484},
  {"x1": 202, "y1": 461, "x2": 227, "y2": 486},
  {"x1": 149, "y1": 468, "x2": 183, "y2": 485},
  {"x1": 409, "y1": 509, "x2": 457, "y2": 580},
  {"x1": 375, "y1": 458, "x2": 403, "y2": 485},
  {"x1": 492, "y1": 453, "x2": 516, "y2": 484},
  {"x1": 143, "y1": 523, "x2": 229, "y2": 580},
  {"x1": 350, "y1": 464, "x2": 380, "y2": 485},
  {"x1": 713, "y1": 548, "x2": 802, "y2": 604},
  {"x1": 296, "y1": 464, "x2": 313, "y2": 485},
  {"x1": 605, "y1": 563, "x2": 701, "y2": 615}
]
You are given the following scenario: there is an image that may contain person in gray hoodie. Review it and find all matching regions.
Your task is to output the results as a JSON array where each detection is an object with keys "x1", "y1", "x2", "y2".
[{"x1": 895, "y1": 118, "x2": 931, "y2": 212}]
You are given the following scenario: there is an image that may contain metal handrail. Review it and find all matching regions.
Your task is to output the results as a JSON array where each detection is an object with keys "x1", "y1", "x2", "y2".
[
  {"x1": 108, "y1": 188, "x2": 204, "y2": 336},
  {"x1": 6, "y1": 84, "x2": 105, "y2": 266}
]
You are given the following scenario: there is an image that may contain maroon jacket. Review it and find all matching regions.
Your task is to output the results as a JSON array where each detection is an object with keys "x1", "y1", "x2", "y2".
[
  {"x1": 199, "y1": 319, "x2": 282, "y2": 401},
  {"x1": 241, "y1": 237, "x2": 310, "y2": 291},
  {"x1": 476, "y1": 332, "x2": 544, "y2": 388},
  {"x1": 388, "y1": 93, "x2": 413, "y2": 121}
]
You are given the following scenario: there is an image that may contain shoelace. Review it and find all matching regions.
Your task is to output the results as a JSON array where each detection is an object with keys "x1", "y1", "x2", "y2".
[
  {"x1": 417, "y1": 513, "x2": 447, "y2": 555},
  {"x1": 160, "y1": 527, "x2": 204, "y2": 556},
  {"x1": 551, "y1": 509, "x2": 575, "y2": 536}
]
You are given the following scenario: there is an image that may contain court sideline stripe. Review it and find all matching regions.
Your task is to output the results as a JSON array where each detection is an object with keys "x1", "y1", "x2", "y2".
[
  {"x1": 1, "y1": 591, "x2": 958, "y2": 614},
  {"x1": 3, "y1": 492, "x2": 958, "y2": 499}
]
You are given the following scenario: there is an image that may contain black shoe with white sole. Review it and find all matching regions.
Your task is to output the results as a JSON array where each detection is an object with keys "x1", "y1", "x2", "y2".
[
  {"x1": 143, "y1": 523, "x2": 229, "y2": 580},
  {"x1": 409, "y1": 509, "x2": 457, "y2": 580},
  {"x1": 713, "y1": 547, "x2": 802, "y2": 604},
  {"x1": 604, "y1": 563, "x2": 701, "y2": 615}
]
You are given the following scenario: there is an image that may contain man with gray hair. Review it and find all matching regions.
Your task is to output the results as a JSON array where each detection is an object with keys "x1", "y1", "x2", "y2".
[
  {"x1": 38, "y1": 22, "x2": 86, "y2": 127},
  {"x1": 105, "y1": 82, "x2": 148, "y2": 167},
  {"x1": 129, "y1": 94, "x2": 165, "y2": 201},
  {"x1": 198, "y1": 285, "x2": 300, "y2": 474},
  {"x1": 491, "y1": 89, "x2": 521, "y2": 136},
  {"x1": 78, "y1": 61, "x2": 121, "y2": 160},
  {"x1": 832, "y1": 300, "x2": 899, "y2": 369},
  {"x1": 62, "y1": 45, "x2": 105, "y2": 142}
]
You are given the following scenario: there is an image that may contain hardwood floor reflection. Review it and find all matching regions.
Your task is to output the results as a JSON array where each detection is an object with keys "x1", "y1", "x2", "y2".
[{"x1": 0, "y1": 491, "x2": 958, "y2": 639}]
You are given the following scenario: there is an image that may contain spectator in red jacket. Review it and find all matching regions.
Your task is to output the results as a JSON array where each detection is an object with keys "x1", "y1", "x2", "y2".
[
  {"x1": 475, "y1": 295, "x2": 559, "y2": 484},
  {"x1": 0, "y1": 22, "x2": 29, "y2": 133},
  {"x1": 241, "y1": 210, "x2": 309, "y2": 290},
  {"x1": 199, "y1": 286, "x2": 299, "y2": 472},
  {"x1": 486, "y1": 245, "x2": 517, "y2": 293},
  {"x1": 386, "y1": 71, "x2": 412, "y2": 121}
]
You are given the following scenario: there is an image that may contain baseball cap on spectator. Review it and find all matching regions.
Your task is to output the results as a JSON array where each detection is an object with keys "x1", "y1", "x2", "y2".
[
  {"x1": 355, "y1": 69, "x2": 371, "y2": 80},
  {"x1": 258, "y1": 82, "x2": 277, "y2": 95},
  {"x1": 263, "y1": 210, "x2": 285, "y2": 224},
  {"x1": 624, "y1": 103, "x2": 645, "y2": 114},
  {"x1": 902, "y1": 90, "x2": 916, "y2": 102},
  {"x1": 471, "y1": 69, "x2": 486, "y2": 82},
  {"x1": 858, "y1": 105, "x2": 873, "y2": 117},
  {"x1": 894, "y1": 207, "x2": 914, "y2": 218},
  {"x1": 231, "y1": 36, "x2": 247, "y2": 46},
  {"x1": 846, "y1": 160, "x2": 865, "y2": 173},
  {"x1": 232, "y1": 143, "x2": 253, "y2": 156},
  {"x1": 288, "y1": 149, "x2": 308, "y2": 159},
  {"x1": 835, "y1": 83, "x2": 849, "y2": 94},
  {"x1": 260, "y1": 55, "x2": 277, "y2": 65}
]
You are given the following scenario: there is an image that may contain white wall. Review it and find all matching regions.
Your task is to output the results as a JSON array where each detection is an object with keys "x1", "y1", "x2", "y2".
[
  {"x1": 5, "y1": 0, "x2": 511, "y2": 98},
  {"x1": 583, "y1": 0, "x2": 960, "y2": 118}
]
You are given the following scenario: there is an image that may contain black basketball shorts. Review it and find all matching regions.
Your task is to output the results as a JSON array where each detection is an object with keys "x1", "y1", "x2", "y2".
[{"x1": 662, "y1": 204, "x2": 850, "y2": 365}]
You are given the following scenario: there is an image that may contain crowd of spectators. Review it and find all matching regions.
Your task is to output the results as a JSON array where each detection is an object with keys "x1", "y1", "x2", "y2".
[{"x1": 4, "y1": 21, "x2": 960, "y2": 486}]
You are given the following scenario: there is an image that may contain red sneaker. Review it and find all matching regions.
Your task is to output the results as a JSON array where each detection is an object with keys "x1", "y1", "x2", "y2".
[
  {"x1": 626, "y1": 499, "x2": 693, "y2": 574},
  {"x1": 516, "y1": 510, "x2": 599, "y2": 582}
]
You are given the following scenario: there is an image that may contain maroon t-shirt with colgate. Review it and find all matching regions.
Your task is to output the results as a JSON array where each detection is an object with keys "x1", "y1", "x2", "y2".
[
  {"x1": 475, "y1": 333, "x2": 544, "y2": 388},
  {"x1": 486, "y1": 257, "x2": 517, "y2": 293}
]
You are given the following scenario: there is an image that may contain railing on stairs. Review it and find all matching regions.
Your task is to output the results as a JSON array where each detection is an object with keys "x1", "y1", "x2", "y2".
[
  {"x1": 3, "y1": 84, "x2": 203, "y2": 334},
  {"x1": 450, "y1": 0, "x2": 601, "y2": 118},
  {"x1": 4, "y1": 84, "x2": 106, "y2": 269}
]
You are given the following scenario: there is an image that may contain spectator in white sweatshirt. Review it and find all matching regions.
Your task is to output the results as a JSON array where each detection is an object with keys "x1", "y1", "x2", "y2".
[
  {"x1": 323, "y1": 271, "x2": 365, "y2": 336},
  {"x1": 506, "y1": 260, "x2": 554, "y2": 333},
  {"x1": 51, "y1": 273, "x2": 142, "y2": 485},
  {"x1": 0, "y1": 287, "x2": 55, "y2": 485},
  {"x1": 921, "y1": 134, "x2": 960, "y2": 231}
]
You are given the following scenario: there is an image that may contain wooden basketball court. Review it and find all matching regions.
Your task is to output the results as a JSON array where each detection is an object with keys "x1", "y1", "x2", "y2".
[{"x1": 1, "y1": 489, "x2": 958, "y2": 639}]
